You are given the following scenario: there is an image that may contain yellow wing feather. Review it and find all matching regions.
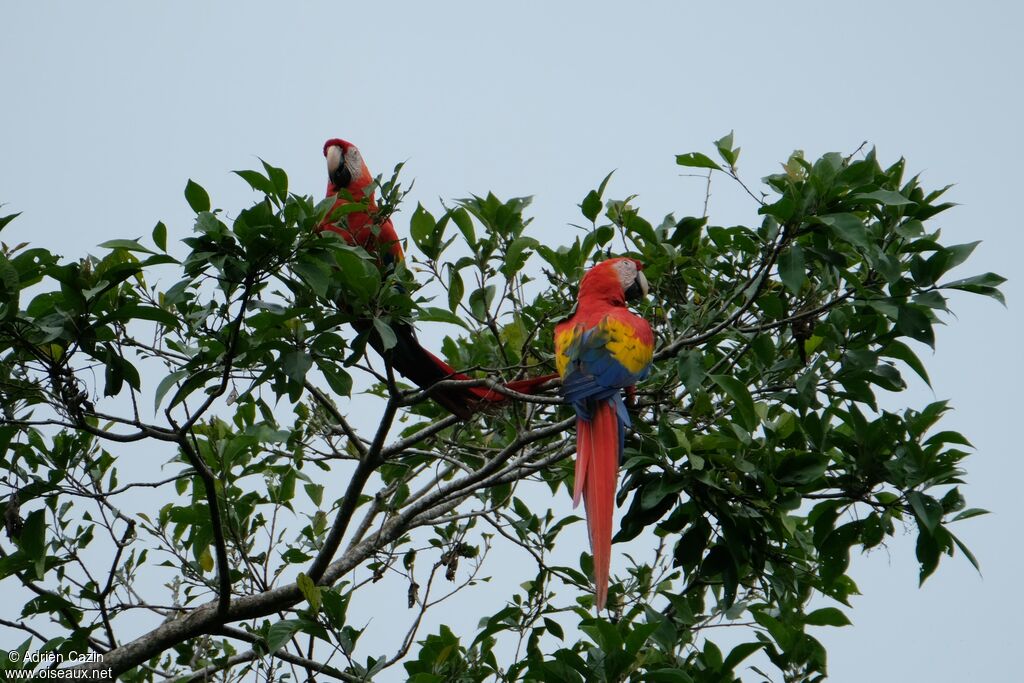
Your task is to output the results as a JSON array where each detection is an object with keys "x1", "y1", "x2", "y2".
[{"x1": 599, "y1": 317, "x2": 653, "y2": 375}]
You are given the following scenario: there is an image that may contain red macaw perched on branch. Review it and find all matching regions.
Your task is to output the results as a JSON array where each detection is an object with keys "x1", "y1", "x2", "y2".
[
  {"x1": 320, "y1": 138, "x2": 555, "y2": 419},
  {"x1": 322, "y1": 138, "x2": 404, "y2": 263},
  {"x1": 555, "y1": 257, "x2": 653, "y2": 610}
]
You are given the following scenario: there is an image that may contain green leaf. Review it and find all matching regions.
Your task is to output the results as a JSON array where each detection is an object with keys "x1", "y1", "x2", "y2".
[
  {"x1": 410, "y1": 204, "x2": 437, "y2": 258},
  {"x1": 581, "y1": 190, "x2": 602, "y2": 222},
  {"x1": 861, "y1": 512, "x2": 885, "y2": 548},
  {"x1": 104, "y1": 350, "x2": 124, "y2": 397},
  {"x1": 775, "y1": 453, "x2": 828, "y2": 486},
  {"x1": 817, "y1": 213, "x2": 869, "y2": 248},
  {"x1": 373, "y1": 319, "x2": 397, "y2": 351},
  {"x1": 880, "y1": 340, "x2": 931, "y2": 386},
  {"x1": 152, "y1": 221, "x2": 168, "y2": 251},
  {"x1": 332, "y1": 247, "x2": 381, "y2": 302},
  {"x1": 940, "y1": 271, "x2": 1005, "y2": 289},
  {"x1": 261, "y1": 159, "x2": 288, "y2": 199},
  {"x1": 0, "y1": 253, "x2": 20, "y2": 320},
  {"x1": 283, "y1": 350, "x2": 313, "y2": 384},
  {"x1": 233, "y1": 169, "x2": 274, "y2": 195},
  {"x1": 97, "y1": 239, "x2": 156, "y2": 254},
  {"x1": 18, "y1": 509, "x2": 46, "y2": 578},
  {"x1": 305, "y1": 484, "x2": 324, "y2": 507},
  {"x1": 543, "y1": 617, "x2": 564, "y2": 640},
  {"x1": 154, "y1": 370, "x2": 189, "y2": 410},
  {"x1": 916, "y1": 525, "x2": 945, "y2": 585},
  {"x1": 722, "y1": 642, "x2": 763, "y2": 671},
  {"x1": 804, "y1": 607, "x2": 851, "y2": 627},
  {"x1": 449, "y1": 207, "x2": 476, "y2": 246},
  {"x1": 447, "y1": 268, "x2": 464, "y2": 312},
  {"x1": 940, "y1": 241, "x2": 981, "y2": 274},
  {"x1": 896, "y1": 305, "x2": 935, "y2": 347},
  {"x1": 952, "y1": 508, "x2": 989, "y2": 522},
  {"x1": 579, "y1": 170, "x2": 617, "y2": 228},
  {"x1": 318, "y1": 362, "x2": 353, "y2": 397},
  {"x1": 0, "y1": 211, "x2": 22, "y2": 233},
  {"x1": 853, "y1": 189, "x2": 914, "y2": 206},
  {"x1": 184, "y1": 179, "x2": 211, "y2": 213},
  {"x1": 940, "y1": 272, "x2": 1007, "y2": 306},
  {"x1": 949, "y1": 530, "x2": 981, "y2": 572},
  {"x1": 620, "y1": 210, "x2": 658, "y2": 246},
  {"x1": 266, "y1": 619, "x2": 302, "y2": 653},
  {"x1": 778, "y1": 242, "x2": 806, "y2": 294},
  {"x1": 819, "y1": 521, "x2": 862, "y2": 585},
  {"x1": 502, "y1": 236, "x2": 538, "y2": 277},
  {"x1": 580, "y1": 172, "x2": 614, "y2": 223},
  {"x1": 752, "y1": 611, "x2": 794, "y2": 652},
  {"x1": 293, "y1": 257, "x2": 332, "y2": 298},
  {"x1": 296, "y1": 572, "x2": 322, "y2": 611},
  {"x1": 907, "y1": 491, "x2": 943, "y2": 533},
  {"x1": 418, "y1": 306, "x2": 469, "y2": 329},
  {"x1": 468, "y1": 285, "x2": 496, "y2": 321},
  {"x1": 676, "y1": 350, "x2": 705, "y2": 394},
  {"x1": 714, "y1": 130, "x2": 740, "y2": 167},
  {"x1": 2, "y1": 638, "x2": 32, "y2": 670},
  {"x1": 675, "y1": 152, "x2": 722, "y2": 171},
  {"x1": 623, "y1": 621, "x2": 660, "y2": 657},
  {"x1": 710, "y1": 374, "x2": 758, "y2": 431}
]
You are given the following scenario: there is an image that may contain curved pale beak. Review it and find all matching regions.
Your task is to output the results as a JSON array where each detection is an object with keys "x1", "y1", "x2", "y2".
[
  {"x1": 624, "y1": 270, "x2": 649, "y2": 302},
  {"x1": 325, "y1": 145, "x2": 343, "y2": 174}
]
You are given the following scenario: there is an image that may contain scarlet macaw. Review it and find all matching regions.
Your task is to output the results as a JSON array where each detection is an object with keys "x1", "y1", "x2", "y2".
[
  {"x1": 322, "y1": 138, "x2": 404, "y2": 263},
  {"x1": 555, "y1": 257, "x2": 653, "y2": 610},
  {"x1": 321, "y1": 138, "x2": 554, "y2": 418}
]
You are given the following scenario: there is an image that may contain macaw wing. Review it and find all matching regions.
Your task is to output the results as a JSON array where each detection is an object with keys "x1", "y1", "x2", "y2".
[
  {"x1": 557, "y1": 315, "x2": 653, "y2": 422},
  {"x1": 559, "y1": 315, "x2": 653, "y2": 387}
]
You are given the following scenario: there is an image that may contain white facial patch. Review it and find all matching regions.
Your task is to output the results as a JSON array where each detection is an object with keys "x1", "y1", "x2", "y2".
[
  {"x1": 344, "y1": 146, "x2": 364, "y2": 181},
  {"x1": 613, "y1": 259, "x2": 639, "y2": 293}
]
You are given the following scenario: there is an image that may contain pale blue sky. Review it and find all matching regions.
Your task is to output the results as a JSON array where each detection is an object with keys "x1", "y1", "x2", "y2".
[{"x1": 2, "y1": 2, "x2": 1021, "y2": 680}]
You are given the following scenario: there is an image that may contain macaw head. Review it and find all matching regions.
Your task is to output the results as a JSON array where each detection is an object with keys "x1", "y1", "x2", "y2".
[
  {"x1": 579, "y1": 257, "x2": 649, "y2": 305},
  {"x1": 323, "y1": 138, "x2": 374, "y2": 199}
]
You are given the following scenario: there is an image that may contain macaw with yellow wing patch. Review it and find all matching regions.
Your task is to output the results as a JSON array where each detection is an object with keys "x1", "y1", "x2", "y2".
[
  {"x1": 555, "y1": 257, "x2": 653, "y2": 610},
  {"x1": 320, "y1": 138, "x2": 555, "y2": 419}
]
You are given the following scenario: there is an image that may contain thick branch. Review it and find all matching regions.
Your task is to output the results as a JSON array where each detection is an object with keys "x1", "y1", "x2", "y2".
[
  {"x1": 71, "y1": 414, "x2": 580, "y2": 676},
  {"x1": 209, "y1": 625, "x2": 357, "y2": 681},
  {"x1": 306, "y1": 390, "x2": 399, "y2": 583}
]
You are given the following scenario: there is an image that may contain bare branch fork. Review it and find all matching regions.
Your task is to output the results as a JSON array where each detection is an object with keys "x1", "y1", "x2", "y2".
[{"x1": 66, "y1": 401, "x2": 576, "y2": 675}]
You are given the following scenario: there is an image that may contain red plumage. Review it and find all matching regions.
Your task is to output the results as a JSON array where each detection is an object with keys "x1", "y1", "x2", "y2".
[
  {"x1": 320, "y1": 137, "x2": 556, "y2": 418},
  {"x1": 555, "y1": 258, "x2": 653, "y2": 609},
  {"x1": 320, "y1": 138, "x2": 404, "y2": 262},
  {"x1": 576, "y1": 400, "x2": 620, "y2": 610}
]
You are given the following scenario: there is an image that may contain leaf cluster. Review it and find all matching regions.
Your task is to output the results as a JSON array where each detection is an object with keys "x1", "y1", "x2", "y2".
[{"x1": 0, "y1": 137, "x2": 1001, "y2": 681}]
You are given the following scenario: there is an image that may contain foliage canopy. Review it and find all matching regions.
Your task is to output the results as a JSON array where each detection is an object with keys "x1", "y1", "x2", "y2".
[{"x1": 0, "y1": 136, "x2": 1002, "y2": 681}]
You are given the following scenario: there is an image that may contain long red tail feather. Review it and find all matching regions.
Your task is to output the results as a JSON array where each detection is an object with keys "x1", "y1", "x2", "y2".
[
  {"x1": 365, "y1": 321, "x2": 554, "y2": 418},
  {"x1": 420, "y1": 351, "x2": 556, "y2": 404},
  {"x1": 577, "y1": 400, "x2": 619, "y2": 611}
]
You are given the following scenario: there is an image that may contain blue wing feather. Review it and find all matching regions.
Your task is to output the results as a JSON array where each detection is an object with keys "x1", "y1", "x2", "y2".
[{"x1": 560, "y1": 326, "x2": 645, "y2": 459}]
